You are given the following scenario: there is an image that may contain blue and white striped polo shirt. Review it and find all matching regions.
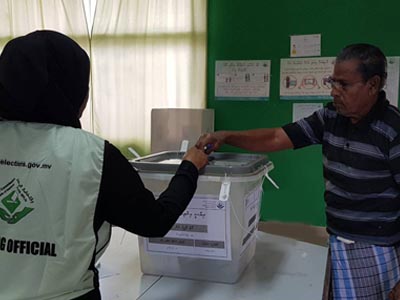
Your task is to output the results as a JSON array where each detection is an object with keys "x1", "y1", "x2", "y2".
[{"x1": 283, "y1": 92, "x2": 400, "y2": 245}]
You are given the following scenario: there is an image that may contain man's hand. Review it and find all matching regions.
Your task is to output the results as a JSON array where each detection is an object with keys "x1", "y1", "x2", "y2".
[{"x1": 195, "y1": 131, "x2": 227, "y2": 154}]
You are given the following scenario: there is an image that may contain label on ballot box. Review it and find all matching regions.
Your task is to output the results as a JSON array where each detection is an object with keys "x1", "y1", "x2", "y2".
[
  {"x1": 145, "y1": 185, "x2": 262, "y2": 261},
  {"x1": 145, "y1": 194, "x2": 232, "y2": 260}
]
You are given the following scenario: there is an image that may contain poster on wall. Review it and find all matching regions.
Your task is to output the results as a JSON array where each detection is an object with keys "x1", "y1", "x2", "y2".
[
  {"x1": 280, "y1": 57, "x2": 335, "y2": 100},
  {"x1": 290, "y1": 34, "x2": 321, "y2": 57},
  {"x1": 293, "y1": 103, "x2": 324, "y2": 122},
  {"x1": 386, "y1": 56, "x2": 400, "y2": 108},
  {"x1": 215, "y1": 60, "x2": 270, "y2": 100}
]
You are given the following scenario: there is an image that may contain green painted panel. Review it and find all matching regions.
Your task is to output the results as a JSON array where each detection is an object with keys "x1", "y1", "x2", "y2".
[{"x1": 207, "y1": 0, "x2": 400, "y2": 225}]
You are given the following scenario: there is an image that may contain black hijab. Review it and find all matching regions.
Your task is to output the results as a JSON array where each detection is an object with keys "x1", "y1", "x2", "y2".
[{"x1": 0, "y1": 30, "x2": 90, "y2": 128}]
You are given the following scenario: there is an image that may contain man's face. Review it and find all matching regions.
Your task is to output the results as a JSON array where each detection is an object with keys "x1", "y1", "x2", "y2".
[{"x1": 330, "y1": 59, "x2": 378, "y2": 123}]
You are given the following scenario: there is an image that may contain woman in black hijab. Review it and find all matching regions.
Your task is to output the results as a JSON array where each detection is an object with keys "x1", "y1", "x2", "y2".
[
  {"x1": 0, "y1": 30, "x2": 208, "y2": 299},
  {"x1": 0, "y1": 30, "x2": 89, "y2": 128}
]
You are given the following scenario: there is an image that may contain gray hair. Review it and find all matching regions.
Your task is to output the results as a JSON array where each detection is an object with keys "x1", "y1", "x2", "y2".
[{"x1": 336, "y1": 43, "x2": 387, "y2": 89}]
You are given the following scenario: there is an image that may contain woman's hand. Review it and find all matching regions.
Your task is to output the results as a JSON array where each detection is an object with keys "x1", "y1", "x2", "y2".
[{"x1": 182, "y1": 146, "x2": 209, "y2": 170}]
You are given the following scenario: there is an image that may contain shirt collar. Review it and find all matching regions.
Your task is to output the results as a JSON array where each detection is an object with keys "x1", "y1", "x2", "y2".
[{"x1": 353, "y1": 91, "x2": 388, "y2": 130}]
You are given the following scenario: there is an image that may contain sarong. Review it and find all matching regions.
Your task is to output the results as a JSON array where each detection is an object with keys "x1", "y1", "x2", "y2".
[{"x1": 330, "y1": 235, "x2": 400, "y2": 300}]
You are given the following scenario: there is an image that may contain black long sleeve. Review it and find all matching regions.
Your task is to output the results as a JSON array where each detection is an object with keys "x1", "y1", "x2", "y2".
[{"x1": 94, "y1": 142, "x2": 199, "y2": 237}]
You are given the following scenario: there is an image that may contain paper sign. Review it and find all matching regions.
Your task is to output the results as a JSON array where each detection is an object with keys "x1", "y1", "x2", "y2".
[
  {"x1": 280, "y1": 57, "x2": 335, "y2": 100},
  {"x1": 144, "y1": 195, "x2": 232, "y2": 260},
  {"x1": 293, "y1": 103, "x2": 323, "y2": 122},
  {"x1": 386, "y1": 56, "x2": 400, "y2": 107},
  {"x1": 215, "y1": 60, "x2": 270, "y2": 100},
  {"x1": 290, "y1": 34, "x2": 321, "y2": 57}
]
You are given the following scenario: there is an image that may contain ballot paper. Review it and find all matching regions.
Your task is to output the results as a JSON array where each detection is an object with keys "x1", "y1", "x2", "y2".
[{"x1": 158, "y1": 159, "x2": 182, "y2": 164}]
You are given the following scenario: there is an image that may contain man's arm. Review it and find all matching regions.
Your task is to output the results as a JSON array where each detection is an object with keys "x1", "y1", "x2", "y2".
[{"x1": 196, "y1": 128, "x2": 294, "y2": 153}]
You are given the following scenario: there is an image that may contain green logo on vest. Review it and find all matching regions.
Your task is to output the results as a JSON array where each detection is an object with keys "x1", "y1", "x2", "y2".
[{"x1": 0, "y1": 179, "x2": 34, "y2": 224}]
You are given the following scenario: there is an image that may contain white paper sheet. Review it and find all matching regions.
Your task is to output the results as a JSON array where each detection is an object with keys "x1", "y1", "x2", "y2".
[
  {"x1": 293, "y1": 103, "x2": 323, "y2": 122},
  {"x1": 145, "y1": 194, "x2": 232, "y2": 260},
  {"x1": 215, "y1": 60, "x2": 270, "y2": 100},
  {"x1": 290, "y1": 34, "x2": 321, "y2": 57},
  {"x1": 241, "y1": 186, "x2": 262, "y2": 254},
  {"x1": 280, "y1": 57, "x2": 335, "y2": 100},
  {"x1": 386, "y1": 56, "x2": 400, "y2": 107}
]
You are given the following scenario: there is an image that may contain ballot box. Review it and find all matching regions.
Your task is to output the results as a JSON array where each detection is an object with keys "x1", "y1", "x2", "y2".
[{"x1": 131, "y1": 151, "x2": 272, "y2": 283}]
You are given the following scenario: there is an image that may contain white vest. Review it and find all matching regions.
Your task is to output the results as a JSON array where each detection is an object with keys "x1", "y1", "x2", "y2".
[{"x1": 0, "y1": 121, "x2": 110, "y2": 299}]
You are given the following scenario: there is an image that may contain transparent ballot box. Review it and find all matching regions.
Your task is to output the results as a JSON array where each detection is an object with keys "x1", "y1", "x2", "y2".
[{"x1": 131, "y1": 151, "x2": 272, "y2": 283}]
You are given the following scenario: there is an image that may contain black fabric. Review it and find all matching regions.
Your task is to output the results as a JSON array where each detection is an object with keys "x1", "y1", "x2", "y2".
[
  {"x1": 94, "y1": 142, "x2": 199, "y2": 237},
  {"x1": 0, "y1": 30, "x2": 90, "y2": 128},
  {"x1": 72, "y1": 288, "x2": 101, "y2": 300},
  {"x1": 87, "y1": 142, "x2": 199, "y2": 296}
]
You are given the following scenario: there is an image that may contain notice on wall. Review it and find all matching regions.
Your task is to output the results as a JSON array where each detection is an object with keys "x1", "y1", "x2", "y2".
[
  {"x1": 215, "y1": 60, "x2": 270, "y2": 100},
  {"x1": 280, "y1": 57, "x2": 335, "y2": 100},
  {"x1": 293, "y1": 103, "x2": 323, "y2": 122},
  {"x1": 144, "y1": 195, "x2": 232, "y2": 260},
  {"x1": 241, "y1": 186, "x2": 262, "y2": 255},
  {"x1": 290, "y1": 34, "x2": 321, "y2": 57},
  {"x1": 386, "y1": 56, "x2": 400, "y2": 107}
]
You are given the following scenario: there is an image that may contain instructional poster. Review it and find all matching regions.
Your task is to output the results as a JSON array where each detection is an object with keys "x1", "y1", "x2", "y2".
[
  {"x1": 145, "y1": 195, "x2": 232, "y2": 261},
  {"x1": 280, "y1": 57, "x2": 335, "y2": 100},
  {"x1": 215, "y1": 60, "x2": 271, "y2": 100}
]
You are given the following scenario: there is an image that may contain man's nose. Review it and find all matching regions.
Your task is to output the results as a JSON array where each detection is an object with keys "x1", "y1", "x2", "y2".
[{"x1": 330, "y1": 86, "x2": 340, "y2": 98}]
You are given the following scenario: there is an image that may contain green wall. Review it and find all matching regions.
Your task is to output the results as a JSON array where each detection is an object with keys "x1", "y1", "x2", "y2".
[{"x1": 207, "y1": 0, "x2": 400, "y2": 226}]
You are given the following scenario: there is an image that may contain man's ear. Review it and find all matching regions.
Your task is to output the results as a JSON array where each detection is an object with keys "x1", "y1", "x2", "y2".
[{"x1": 368, "y1": 75, "x2": 381, "y2": 96}]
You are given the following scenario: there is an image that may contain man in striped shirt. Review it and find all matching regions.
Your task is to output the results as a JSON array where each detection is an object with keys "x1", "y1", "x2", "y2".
[{"x1": 197, "y1": 44, "x2": 400, "y2": 300}]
